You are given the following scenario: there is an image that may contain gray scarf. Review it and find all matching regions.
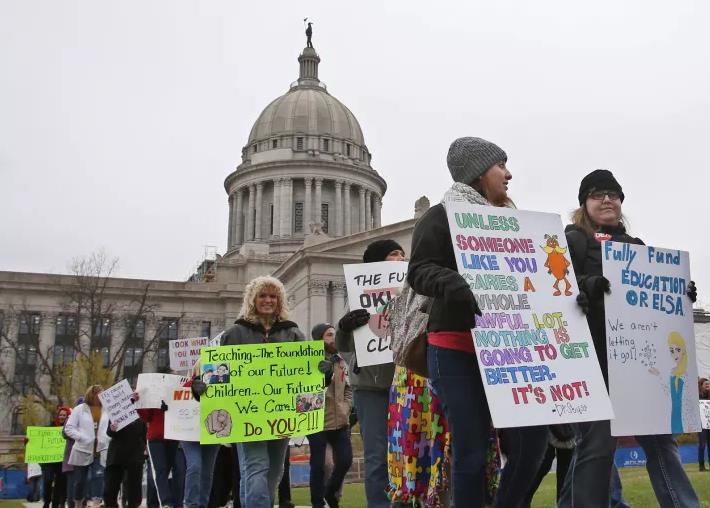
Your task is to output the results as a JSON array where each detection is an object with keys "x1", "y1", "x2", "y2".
[{"x1": 441, "y1": 182, "x2": 515, "y2": 209}]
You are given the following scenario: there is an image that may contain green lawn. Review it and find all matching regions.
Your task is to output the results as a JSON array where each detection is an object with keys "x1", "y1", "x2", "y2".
[{"x1": 288, "y1": 465, "x2": 710, "y2": 507}]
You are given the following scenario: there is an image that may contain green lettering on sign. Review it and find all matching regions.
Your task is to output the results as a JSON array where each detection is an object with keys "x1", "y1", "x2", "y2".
[
  {"x1": 25, "y1": 426, "x2": 66, "y2": 463},
  {"x1": 199, "y1": 341, "x2": 325, "y2": 443}
]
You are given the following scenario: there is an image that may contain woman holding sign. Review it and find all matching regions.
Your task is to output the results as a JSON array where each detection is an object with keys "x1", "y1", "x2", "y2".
[
  {"x1": 559, "y1": 169, "x2": 699, "y2": 507},
  {"x1": 407, "y1": 137, "x2": 548, "y2": 507},
  {"x1": 64, "y1": 385, "x2": 110, "y2": 508},
  {"x1": 699, "y1": 377, "x2": 710, "y2": 471},
  {"x1": 193, "y1": 275, "x2": 306, "y2": 508}
]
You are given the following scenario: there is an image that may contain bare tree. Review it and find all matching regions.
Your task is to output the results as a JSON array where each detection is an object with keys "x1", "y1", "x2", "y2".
[{"x1": 0, "y1": 250, "x2": 182, "y2": 430}]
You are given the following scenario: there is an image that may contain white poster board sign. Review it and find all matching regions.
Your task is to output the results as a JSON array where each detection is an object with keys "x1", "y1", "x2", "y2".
[
  {"x1": 98, "y1": 379, "x2": 139, "y2": 430},
  {"x1": 343, "y1": 261, "x2": 408, "y2": 367},
  {"x1": 27, "y1": 463, "x2": 42, "y2": 478},
  {"x1": 603, "y1": 242, "x2": 700, "y2": 435},
  {"x1": 169, "y1": 337, "x2": 209, "y2": 371},
  {"x1": 135, "y1": 373, "x2": 189, "y2": 409},
  {"x1": 445, "y1": 202, "x2": 614, "y2": 427},
  {"x1": 163, "y1": 386, "x2": 200, "y2": 441},
  {"x1": 700, "y1": 401, "x2": 710, "y2": 430}
]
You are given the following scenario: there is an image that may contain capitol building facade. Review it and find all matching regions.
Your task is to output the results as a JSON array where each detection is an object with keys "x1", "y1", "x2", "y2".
[{"x1": 0, "y1": 42, "x2": 423, "y2": 434}]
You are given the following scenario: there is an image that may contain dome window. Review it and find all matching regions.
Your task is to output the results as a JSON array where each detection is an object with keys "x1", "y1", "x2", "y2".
[
  {"x1": 252, "y1": 144, "x2": 258, "y2": 153},
  {"x1": 346, "y1": 144, "x2": 351, "y2": 157},
  {"x1": 323, "y1": 139, "x2": 330, "y2": 152},
  {"x1": 272, "y1": 139, "x2": 278, "y2": 149},
  {"x1": 296, "y1": 137, "x2": 304, "y2": 150}
]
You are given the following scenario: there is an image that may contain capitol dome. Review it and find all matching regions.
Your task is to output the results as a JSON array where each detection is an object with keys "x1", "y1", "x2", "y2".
[{"x1": 224, "y1": 44, "x2": 386, "y2": 257}]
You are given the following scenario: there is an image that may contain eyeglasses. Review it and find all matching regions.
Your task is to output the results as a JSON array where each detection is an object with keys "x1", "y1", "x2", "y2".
[{"x1": 588, "y1": 190, "x2": 621, "y2": 201}]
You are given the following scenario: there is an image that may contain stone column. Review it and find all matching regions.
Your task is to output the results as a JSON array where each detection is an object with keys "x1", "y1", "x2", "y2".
[
  {"x1": 227, "y1": 194, "x2": 234, "y2": 247},
  {"x1": 304, "y1": 177, "x2": 313, "y2": 232},
  {"x1": 330, "y1": 282, "x2": 347, "y2": 324},
  {"x1": 343, "y1": 182, "x2": 352, "y2": 235},
  {"x1": 37, "y1": 312, "x2": 56, "y2": 396},
  {"x1": 281, "y1": 178, "x2": 293, "y2": 237},
  {"x1": 272, "y1": 178, "x2": 281, "y2": 237},
  {"x1": 359, "y1": 187, "x2": 366, "y2": 233},
  {"x1": 374, "y1": 194, "x2": 382, "y2": 228},
  {"x1": 365, "y1": 190, "x2": 372, "y2": 231},
  {"x1": 255, "y1": 182, "x2": 264, "y2": 240},
  {"x1": 308, "y1": 280, "x2": 330, "y2": 333},
  {"x1": 314, "y1": 178, "x2": 323, "y2": 230},
  {"x1": 334, "y1": 180, "x2": 343, "y2": 237},
  {"x1": 234, "y1": 188, "x2": 244, "y2": 245},
  {"x1": 246, "y1": 184, "x2": 256, "y2": 241}
]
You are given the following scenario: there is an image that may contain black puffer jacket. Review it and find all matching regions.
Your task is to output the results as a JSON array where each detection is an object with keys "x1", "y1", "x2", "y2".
[
  {"x1": 565, "y1": 223, "x2": 644, "y2": 381},
  {"x1": 221, "y1": 318, "x2": 306, "y2": 345},
  {"x1": 407, "y1": 203, "x2": 476, "y2": 332},
  {"x1": 105, "y1": 418, "x2": 146, "y2": 466}
]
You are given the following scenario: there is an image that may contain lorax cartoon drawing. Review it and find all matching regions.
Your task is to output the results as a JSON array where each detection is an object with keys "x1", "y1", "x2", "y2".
[{"x1": 541, "y1": 234, "x2": 572, "y2": 296}]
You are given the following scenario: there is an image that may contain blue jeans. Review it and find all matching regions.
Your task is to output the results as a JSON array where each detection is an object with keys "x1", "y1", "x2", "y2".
[
  {"x1": 236, "y1": 439, "x2": 289, "y2": 508},
  {"x1": 353, "y1": 389, "x2": 390, "y2": 508},
  {"x1": 558, "y1": 420, "x2": 699, "y2": 508},
  {"x1": 181, "y1": 442, "x2": 219, "y2": 508},
  {"x1": 428, "y1": 345, "x2": 547, "y2": 508},
  {"x1": 307, "y1": 427, "x2": 353, "y2": 507},
  {"x1": 147, "y1": 440, "x2": 181, "y2": 507},
  {"x1": 73, "y1": 456, "x2": 104, "y2": 501}
]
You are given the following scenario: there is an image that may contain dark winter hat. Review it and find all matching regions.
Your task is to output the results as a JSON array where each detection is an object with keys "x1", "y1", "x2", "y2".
[
  {"x1": 446, "y1": 137, "x2": 507, "y2": 184},
  {"x1": 578, "y1": 169, "x2": 625, "y2": 205},
  {"x1": 363, "y1": 239, "x2": 404, "y2": 263},
  {"x1": 311, "y1": 323, "x2": 334, "y2": 340}
]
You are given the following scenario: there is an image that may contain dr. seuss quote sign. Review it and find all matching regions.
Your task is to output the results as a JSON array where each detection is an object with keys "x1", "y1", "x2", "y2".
[
  {"x1": 343, "y1": 261, "x2": 408, "y2": 367},
  {"x1": 445, "y1": 201, "x2": 613, "y2": 427},
  {"x1": 603, "y1": 242, "x2": 700, "y2": 436},
  {"x1": 199, "y1": 341, "x2": 325, "y2": 443}
]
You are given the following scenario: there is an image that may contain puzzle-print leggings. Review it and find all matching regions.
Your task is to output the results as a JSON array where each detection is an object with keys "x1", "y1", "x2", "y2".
[{"x1": 428, "y1": 344, "x2": 548, "y2": 508}]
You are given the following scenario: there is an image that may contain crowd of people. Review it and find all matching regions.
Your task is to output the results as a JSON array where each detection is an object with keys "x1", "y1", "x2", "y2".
[{"x1": 27, "y1": 136, "x2": 705, "y2": 508}]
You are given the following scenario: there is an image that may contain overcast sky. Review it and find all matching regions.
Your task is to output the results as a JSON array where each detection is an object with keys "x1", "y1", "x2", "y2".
[{"x1": 1, "y1": 1, "x2": 708, "y2": 306}]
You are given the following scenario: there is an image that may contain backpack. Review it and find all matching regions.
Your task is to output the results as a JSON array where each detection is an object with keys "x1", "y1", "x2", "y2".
[{"x1": 388, "y1": 281, "x2": 431, "y2": 377}]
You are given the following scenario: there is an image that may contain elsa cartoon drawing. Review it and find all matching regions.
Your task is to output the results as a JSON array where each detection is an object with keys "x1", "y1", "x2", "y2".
[{"x1": 649, "y1": 332, "x2": 689, "y2": 433}]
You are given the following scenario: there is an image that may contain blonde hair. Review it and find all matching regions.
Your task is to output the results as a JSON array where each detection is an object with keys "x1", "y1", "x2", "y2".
[
  {"x1": 84, "y1": 384, "x2": 103, "y2": 406},
  {"x1": 571, "y1": 206, "x2": 629, "y2": 236},
  {"x1": 238, "y1": 276, "x2": 289, "y2": 323},
  {"x1": 669, "y1": 332, "x2": 688, "y2": 391}
]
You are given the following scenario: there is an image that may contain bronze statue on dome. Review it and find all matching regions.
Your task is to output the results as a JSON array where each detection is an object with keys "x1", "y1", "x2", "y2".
[{"x1": 305, "y1": 19, "x2": 314, "y2": 48}]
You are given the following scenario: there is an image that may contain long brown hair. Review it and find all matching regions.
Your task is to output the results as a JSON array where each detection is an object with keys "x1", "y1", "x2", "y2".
[
  {"x1": 84, "y1": 384, "x2": 103, "y2": 406},
  {"x1": 571, "y1": 205, "x2": 628, "y2": 236},
  {"x1": 699, "y1": 377, "x2": 709, "y2": 398}
]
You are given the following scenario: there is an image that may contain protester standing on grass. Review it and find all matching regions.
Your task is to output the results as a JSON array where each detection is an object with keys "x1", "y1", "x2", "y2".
[
  {"x1": 407, "y1": 137, "x2": 549, "y2": 507},
  {"x1": 558, "y1": 169, "x2": 699, "y2": 508},
  {"x1": 193, "y1": 275, "x2": 305, "y2": 508},
  {"x1": 335, "y1": 239, "x2": 404, "y2": 508},
  {"x1": 64, "y1": 385, "x2": 110, "y2": 508},
  {"x1": 698, "y1": 377, "x2": 710, "y2": 471},
  {"x1": 308, "y1": 322, "x2": 353, "y2": 508}
]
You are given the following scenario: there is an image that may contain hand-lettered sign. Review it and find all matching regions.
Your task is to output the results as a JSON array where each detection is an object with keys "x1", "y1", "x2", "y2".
[
  {"x1": 603, "y1": 242, "x2": 700, "y2": 435},
  {"x1": 25, "y1": 427, "x2": 65, "y2": 463},
  {"x1": 164, "y1": 387, "x2": 200, "y2": 441},
  {"x1": 199, "y1": 341, "x2": 325, "y2": 443},
  {"x1": 700, "y1": 401, "x2": 710, "y2": 430},
  {"x1": 98, "y1": 379, "x2": 139, "y2": 430},
  {"x1": 445, "y1": 201, "x2": 614, "y2": 427},
  {"x1": 135, "y1": 373, "x2": 189, "y2": 409},
  {"x1": 169, "y1": 336, "x2": 209, "y2": 371},
  {"x1": 343, "y1": 261, "x2": 408, "y2": 367}
]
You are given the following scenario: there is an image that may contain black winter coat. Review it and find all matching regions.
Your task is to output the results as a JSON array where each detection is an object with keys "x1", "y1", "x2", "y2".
[
  {"x1": 565, "y1": 223, "x2": 644, "y2": 382},
  {"x1": 105, "y1": 418, "x2": 147, "y2": 466},
  {"x1": 407, "y1": 203, "x2": 477, "y2": 332}
]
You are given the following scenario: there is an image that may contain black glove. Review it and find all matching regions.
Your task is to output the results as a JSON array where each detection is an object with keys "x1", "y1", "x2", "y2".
[
  {"x1": 549, "y1": 423, "x2": 577, "y2": 449},
  {"x1": 582, "y1": 275, "x2": 611, "y2": 300},
  {"x1": 191, "y1": 377, "x2": 207, "y2": 402},
  {"x1": 338, "y1": 309, "x2": 371, "y2": 333},
  {"x1": 576, "y1": 291, "x2": 590, "y2": 315},
  {"x1": 160, "y1": 400, "x2": 169, "y2": 412},
  {"x1": 687, "y1": 280, "x2": 697, "y2": 303},
  {"x1": 349, "y1": 408, "x2": 358, "y2": 427},
  {"x1": 318, "y1": 358, "x2": 335, "y2": 386}
]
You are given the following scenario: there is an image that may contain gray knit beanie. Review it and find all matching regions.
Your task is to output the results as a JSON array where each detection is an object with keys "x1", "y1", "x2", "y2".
[{"x1": 446, "y1": 137, "x2": 507, "y2": 184}]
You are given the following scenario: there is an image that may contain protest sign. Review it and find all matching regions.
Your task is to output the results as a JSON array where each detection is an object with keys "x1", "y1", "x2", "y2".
[
  {"x1": 164, "y1": 386, "x2": 200, "y2": 441},
  {"x1": 343, "y1": 261, "x2": 408, "y2": 367},
  {"x1": 24, "y1": 426, "x2": 65, "y2": 463},
  {"x1": 135, "y1": 373, "x2": 189, "y2": 409},
  {"x1": 603, "y1": 243, "x2": 700, "y2": 435},
  {"x1": 27, "y1": 463, "x2": 42, "y2": 478},
  {"x1": 700, "y1": 401, "x2": 710, "y2": 430},
  {"x1": 199, "y1": 341, "x2": 325, "y2": 444},
  {"x1": 169, "y1": 336, "x2": 209, "y2": 371},
  {"x1": 98, "y1": 379, "x2": 139, "y2": 430},
  {"x1": 445, "y1": 201, "x2": 614, "y2": 427}
]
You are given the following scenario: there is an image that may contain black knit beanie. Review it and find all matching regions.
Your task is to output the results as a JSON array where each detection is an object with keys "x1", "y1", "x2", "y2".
[
  {"x1": 578, "y1": 169, "x2": 625, "y2": 205},
  {"x1": 363, "y1": 239, "x2": 404, "y2": 263},
  {"x1": 311, "y1": 323, "x2": 333, "y2": 340}
]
